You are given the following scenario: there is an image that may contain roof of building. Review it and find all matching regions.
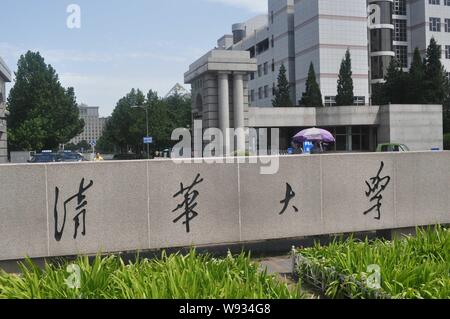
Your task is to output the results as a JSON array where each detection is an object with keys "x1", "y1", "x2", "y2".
[{"x1": 165, "y1": 83, "x2": 191, "y2": 98}]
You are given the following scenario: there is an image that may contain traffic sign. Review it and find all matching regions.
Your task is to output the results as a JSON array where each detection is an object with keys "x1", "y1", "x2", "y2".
[
  {"x1": 143, "y1": 137, "x2": 153, "y2": 144},
  {"x1": 90, "y1": 140, "x2": 96, "y2": 147}
]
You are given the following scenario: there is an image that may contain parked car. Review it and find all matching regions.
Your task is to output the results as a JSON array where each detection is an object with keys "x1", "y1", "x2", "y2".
[
  {"x1": 377, "y1": 143, "x2": 410, "y2": 152},
  {"x1": 58, "y1": 151, "x2": 86, "y2": 162},
  {"x1": 29, "y1": 152, "x2": 59, "y2": 163}
]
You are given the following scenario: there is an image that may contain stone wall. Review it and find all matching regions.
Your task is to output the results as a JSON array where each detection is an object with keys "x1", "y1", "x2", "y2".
[{"x1": 0, "y1": 152, "x2": 449, "y2": 261}]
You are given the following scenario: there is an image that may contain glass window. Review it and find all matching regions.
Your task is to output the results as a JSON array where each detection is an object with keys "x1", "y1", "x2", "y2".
[
  {"x1": 264, "y1": 62, "x2": 268, "y2": 75},
  {"x1": 324, "y1": 96, "x2": 337, "y2": 107},
  {"x1": 394, "y1": 19, "x2": 407, "y2": 41},
  {"x1": 430, "y1": 17, "x2": 441, "y2": 32},
  {"x1": 394, "y1": 0, "x2": 407, "y2": 15},
  {"x1": 264, "y1": 85, "x2": 269, "y2": 98},
  {"x1": 429, "y1": 0, "x2": 440, "y2": 4},
  {"x1": 446, "y1": 19, "x2": 450, "y2": 32},
  {"x1": 446, "y1": 46, "x2": 450, "y2": 59},
  {"x1": 354, "y1": 96, "x2": 366, "y2": 106},
  {"x1": 394, "y1": 45, "x2": 408, "y2": 68}
]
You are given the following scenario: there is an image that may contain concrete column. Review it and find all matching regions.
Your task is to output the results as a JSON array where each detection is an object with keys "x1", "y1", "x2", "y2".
[
  {"x1": 218, "y1": 72, "x2": 230, "y2": 154},
  {"x1": 233, "y1": 73, "x2": 245, "y2": 153}
]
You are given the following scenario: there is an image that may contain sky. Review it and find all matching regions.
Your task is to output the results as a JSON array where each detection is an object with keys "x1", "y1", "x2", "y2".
[{"x1": 0, "y1": 0, "x2": 266, "y2": 117}]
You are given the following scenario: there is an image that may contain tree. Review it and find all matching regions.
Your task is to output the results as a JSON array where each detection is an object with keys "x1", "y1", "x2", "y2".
[
  {"x1": 7, "y1": 51, "x2": 84, "y2": 151},
  {"x1": 101, "y1": 89, "x2": 192, "y2": 155},
  {"x1": 407, "y1": 48, "x2": 426, "y2": 104},
  {"x1": 300, "y1": 63, "x2": 323, "y2": 107},
  {"x1": 383, "y1": 58, "x2": 408, "y2": 104},
  {"x1": 272, "y1": 64, "x2": 293, "y2": 107},
  {"x1": 336, "y1": 49, "x2": 354, "y2": 106},
  {"x1": 424, "y1": 38, "x2": 449, "y2": 104}
]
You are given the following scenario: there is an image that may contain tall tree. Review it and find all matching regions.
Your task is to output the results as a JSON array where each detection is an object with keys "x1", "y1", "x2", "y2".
[
  {"x1": 424, "y1": 38, "x2": 449, "y2": 104},
  {"x1": 272, "y1": 64, "x2": 293, "y2": 107},
  {"x1": 407, "y1": 48, "x2": 426, "y2": 104},
  {"x1": 7, "y1": 51, "x2": 84, "y2": 151},
  {"x1": 383, "y1": 58, "x2": 408, "y2": 104},
  {"x1": 300, "y1": 63, "x2": 323, "y2": 107},
  {"x1": 336, "y1": 49, "x2": 354, "y2": 106},
  {"x1": 101, "y1": 89, "x2": 192, "y2": 155}
]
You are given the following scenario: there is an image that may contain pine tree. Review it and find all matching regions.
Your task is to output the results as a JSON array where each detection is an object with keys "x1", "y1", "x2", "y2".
[
  {"x1": 336, "y1": 49, "x2": 354, "y2": 106},
  {"x1": 272, "y1": 64, "x2": 293, "y2": 107},
  {"x1": 384, "y1": 58, "x2": 408, "y2": 104},
  {"x1": 300, "y1": 63, "x2": 323, "y2": 107},
  {"x1": 407, "y1": 48, "x2": 426, "y2": 104},
  {"x1": 7, "y1": 51, "x2": 84, "y2": 151},
  {"x1": 424, "y1": 38, "x2": 449, "y2": 104}
]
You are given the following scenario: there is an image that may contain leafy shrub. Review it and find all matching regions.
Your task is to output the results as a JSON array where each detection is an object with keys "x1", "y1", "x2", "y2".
[{"x1": 0, "y1": 250, "x2": 302, "y2": 299}]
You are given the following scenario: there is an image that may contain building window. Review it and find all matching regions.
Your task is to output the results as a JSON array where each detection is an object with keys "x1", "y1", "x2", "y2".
[
  {"x1": 272, "y1": 59, "x2": 275, "y2": 72},
  {"x1": 264, "y1": 62, "x2": 269, "y2": 75},
  {"x1": 258, "y1": 87, "x2": 263, "y2": 99},
  {"x1": 250, "y1": 90, "x2": 255, "y2": 102},
  {"x1": 394, "y1": 19, "x2": 407, "y2": 41},
  {"x1": 256, "y1": 38, "x2": 270, "y2": 55},
  {"x1": 250, "y1": 72, "x2": 255, "y2": 80},
  {"x1": 270, "y1": 11, "x2": 274, "y2": 24},
  {"x1": 324, "y1": 96, "x2": 337, "y2": 107},
  {"x1": 394, "y1": 0, "x2": 407, "y2": 15},
  {"x1": 429, "y1": 0, "x2": 440, "y2": 4},
  {"x1": 394, "y1": 45, "x2": 408, "y2": 67},
  {"x1": 354, "y1": 96, "x2": 366, "y2": 106},
  {"x1": 445, "y1": 19, "x2": 450, "y2": 32},
  {"x1": 430, "y1": 17, "x2": 441, "y2": 32},
  {"x1": 258, "y1": 65, "x2": 262, "y2": 77},
  {"x1": 264, "y1": 85, "x2": 269, "y2": 98},
  {"x1": 446, "y1": 0, "x2": 450, "y2": 5},
  {"x1": 445, "y1": 46, "x2": 450, "y2": 59},
  {"x1": 271, "y1": 35, "x2": 274, "y2": 48}
]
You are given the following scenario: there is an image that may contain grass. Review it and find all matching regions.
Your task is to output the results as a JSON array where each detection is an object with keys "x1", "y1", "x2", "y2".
[
  {"x1": 294, "y1": 226, "x2": 450, "y2": 299},
  {"x1": 0, "y1": 250, "x2": 303, "y2": 299}
]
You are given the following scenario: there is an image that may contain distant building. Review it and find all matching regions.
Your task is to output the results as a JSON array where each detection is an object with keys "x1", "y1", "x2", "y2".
[
  {"x1": 0, "y1": 57, "x2": 11, "y2": 163},
  {"x1": 184, "y1": 0, "x2": 445, "y2": 153},
  {"x1": 165, "y1": 83, "x2": 191, "y2": 99},
  {"x1": 211, "y1": 0, "x2": 450, "y2": 107},
  {"x1": 70, "y1": 104, "x2": 108, "y2": 145}
]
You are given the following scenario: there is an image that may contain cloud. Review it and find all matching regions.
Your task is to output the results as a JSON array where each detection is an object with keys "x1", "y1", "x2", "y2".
[{"x1": 205, "y1": 0, "x2": 267, "y2": 13}]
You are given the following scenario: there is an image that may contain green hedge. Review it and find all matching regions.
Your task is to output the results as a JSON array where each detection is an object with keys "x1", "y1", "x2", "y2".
[{"x1": 294, "y1": 226, "x2": 450, "y2": 299}]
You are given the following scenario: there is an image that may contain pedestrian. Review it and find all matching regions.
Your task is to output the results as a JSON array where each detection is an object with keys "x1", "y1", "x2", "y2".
[{"x1": 94, "y1": 153, "x2": 104, "y2": 161}]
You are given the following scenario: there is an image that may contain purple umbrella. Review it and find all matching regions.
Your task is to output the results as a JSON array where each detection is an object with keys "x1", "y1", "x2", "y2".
[{"x1": 293, "y1": 128, "x2": 336, "y2": 143}]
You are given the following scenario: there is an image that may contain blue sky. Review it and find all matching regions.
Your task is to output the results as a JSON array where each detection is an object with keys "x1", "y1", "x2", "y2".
[{"x1": 0, "y1": 0, "x2": 266, "y2": 116}]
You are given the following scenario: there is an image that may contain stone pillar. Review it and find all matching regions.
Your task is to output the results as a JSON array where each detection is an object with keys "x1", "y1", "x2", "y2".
[
  {"x1": 218, "y1": 72, "x2": 230, "y2": 154},
  {"x1": 233, "y1": 73, "x2": 245, "y2": 153}
]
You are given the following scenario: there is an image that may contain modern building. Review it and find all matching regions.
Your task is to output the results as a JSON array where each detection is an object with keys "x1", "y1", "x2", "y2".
[
  {"x1": 0, "y1": 57, "x2": 11, "y2": 163},
  {"x1": 184, "y1": 0, "x2": 444, "y2": 153},
  {"x1": 70, "y1": 104, "x2": 108, "y2": 145},
  {"x1": 212, "y1": 0, "x2": 450, "y2": 107}
]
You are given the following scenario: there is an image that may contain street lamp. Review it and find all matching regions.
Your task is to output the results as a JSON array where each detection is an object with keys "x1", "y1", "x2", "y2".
[{"x1": 131, "y1": 105, "x2": 150, "y2": 159}]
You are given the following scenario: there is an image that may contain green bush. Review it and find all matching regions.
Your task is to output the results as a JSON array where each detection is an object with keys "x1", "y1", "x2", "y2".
[
  {"x1": 0, "y1": 250, "x2": 302, "y2": 299},
  {"x1": 295, "y1": 226, "x2": 450, "y2": 299},
  {"x1": 444, "y1": 133, "x2": 450, "y2": 150}
]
